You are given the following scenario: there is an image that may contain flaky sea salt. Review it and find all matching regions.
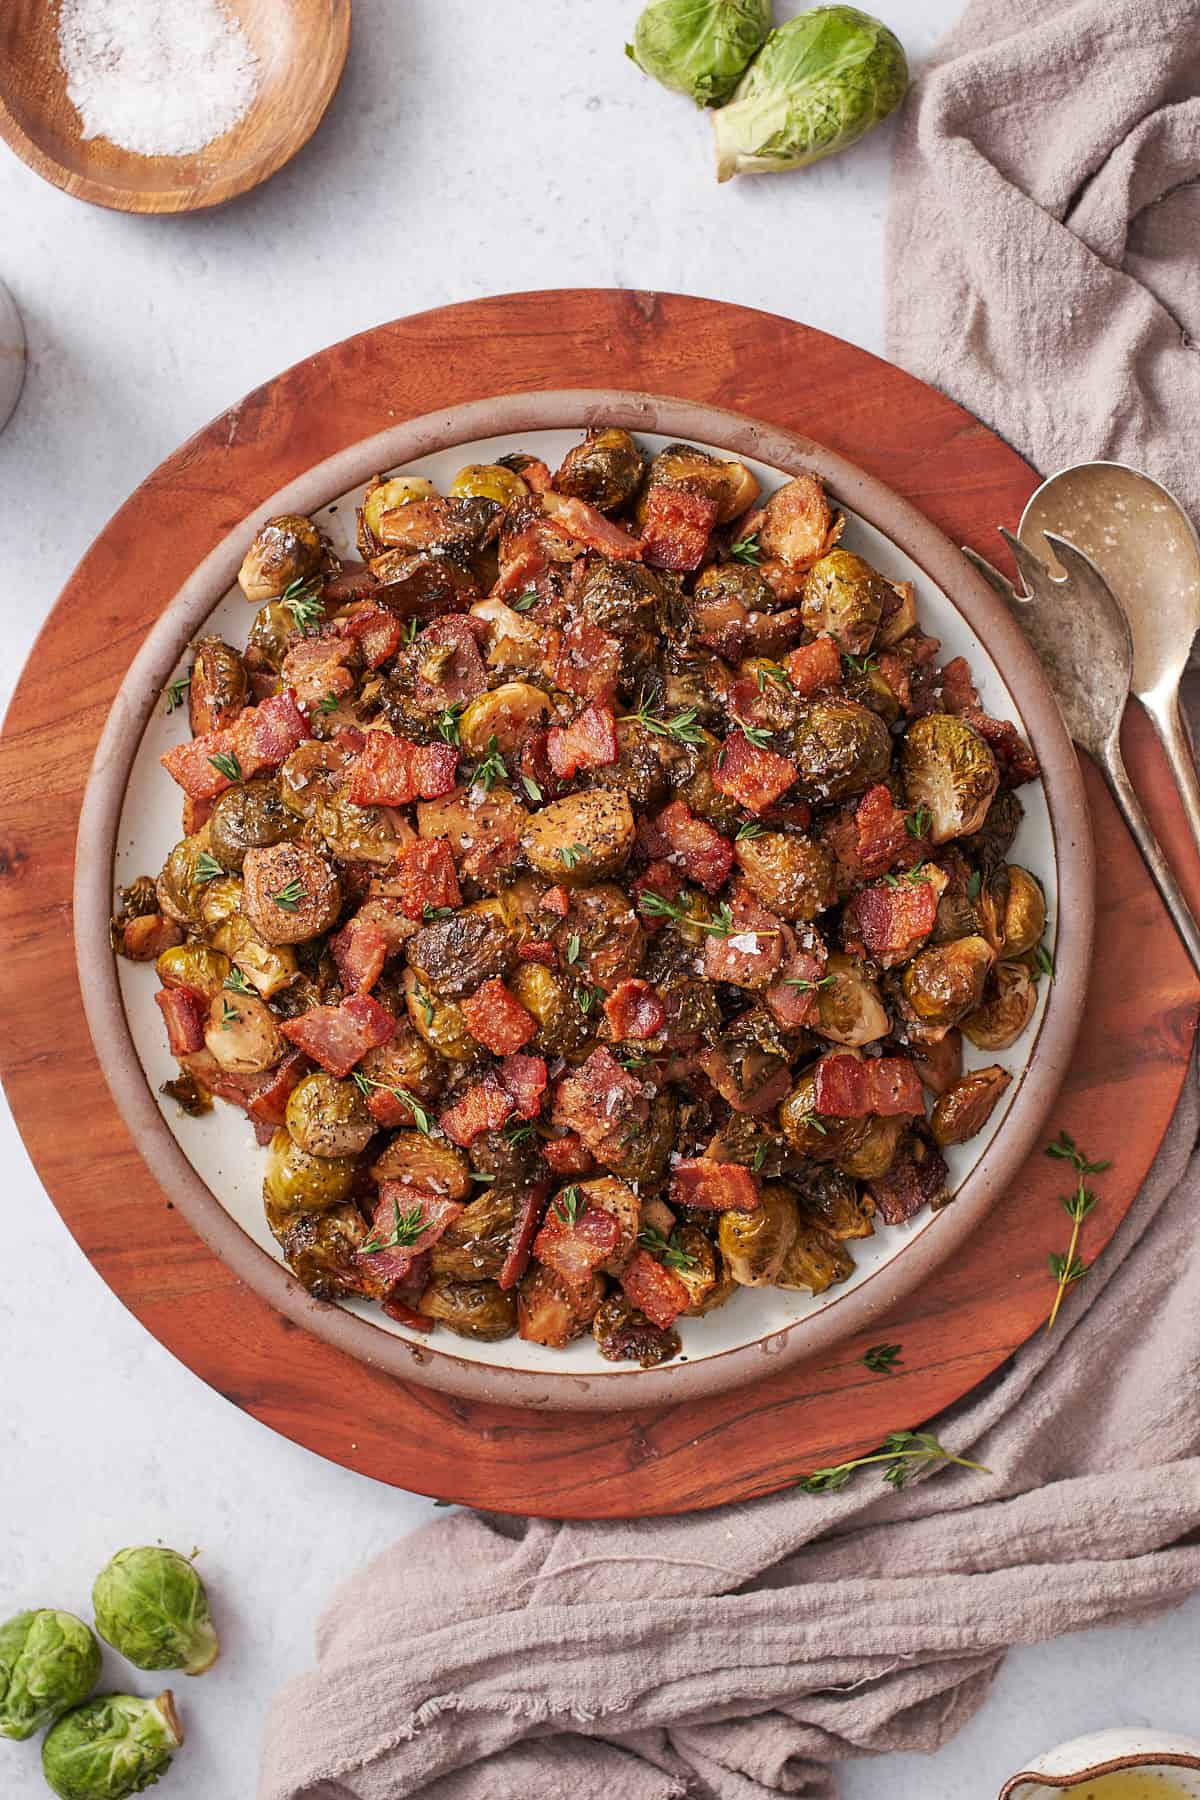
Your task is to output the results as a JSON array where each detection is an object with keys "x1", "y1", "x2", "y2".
[{"x1": 59, "y1": 0, "x2": 260, "y2": 159}]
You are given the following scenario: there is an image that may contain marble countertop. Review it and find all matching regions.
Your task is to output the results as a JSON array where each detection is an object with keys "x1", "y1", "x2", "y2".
[{"x1": 2, "y1": 2, "x2": 1196, "y2": 1793}]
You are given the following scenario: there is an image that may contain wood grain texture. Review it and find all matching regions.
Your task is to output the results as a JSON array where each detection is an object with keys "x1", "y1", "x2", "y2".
[
  {"x1": 0, "y1": 0, "x2": 350, "y2": 215},
  {"x1": 1, "y1": 290, "x2": 1195, "y2": 1516}
]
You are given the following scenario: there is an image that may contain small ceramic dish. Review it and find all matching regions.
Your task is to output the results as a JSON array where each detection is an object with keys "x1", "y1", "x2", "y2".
[
  {"x1": 1001, "y1": 1727, "x2": 1200, "y2": 1796},
  {"x1": 74, "y1": 389, "x2": 1093, "y2": 1410},
  {"x1": 0, "y1": 0, "x2": 350, "y2": 215}
]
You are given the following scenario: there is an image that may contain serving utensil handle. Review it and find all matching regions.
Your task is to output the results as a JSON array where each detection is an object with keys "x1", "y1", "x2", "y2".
[
  {"x1": 1101, "y1": 741, "x2": 1200, "y2": 979},
  {"x1": 1144, "y1": 688, "x2": 1200, "y2": 870}
]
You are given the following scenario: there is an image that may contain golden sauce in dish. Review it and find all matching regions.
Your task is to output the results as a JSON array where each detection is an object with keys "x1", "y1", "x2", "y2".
[{"x1": 1066, "y1": 1775, "x2": 1195, "y2": 1799}]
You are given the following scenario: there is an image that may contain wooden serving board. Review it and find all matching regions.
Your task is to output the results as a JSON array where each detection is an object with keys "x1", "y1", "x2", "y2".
[{"x1": 2, "y1": 291, "x2": 1196, "y2": 1517}]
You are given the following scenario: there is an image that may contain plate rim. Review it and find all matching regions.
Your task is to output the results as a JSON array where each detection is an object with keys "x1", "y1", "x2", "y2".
[{"x1": 73, "y1": 386, "x2": 1094, "y2": 1411}]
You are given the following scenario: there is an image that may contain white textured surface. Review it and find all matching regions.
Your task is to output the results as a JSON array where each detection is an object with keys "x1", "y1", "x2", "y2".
[{"x1": 0, "y1": 3, "x2": 1196, "y2": 1795}]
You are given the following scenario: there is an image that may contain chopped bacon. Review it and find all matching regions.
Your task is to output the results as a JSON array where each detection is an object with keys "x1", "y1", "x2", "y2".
[
  {"x1": 330, "y1": 899, "x2": 412, "y2": 993},
  {"x1": 281, "y1": 994, "x2": 396, "y2": 1078},
  {"x1": 702, "y1": 889, "x2": 784, "y2": 989},
  {"x1": 357, "y1": 1185, "x2": 464, "y2": 1287},
  {"x1": 348, "y1": 733, "x2": 459, "y2": 806},
  {"x1": 785, "y1": 635, "x2": 843, "y2": 696},
  {"x1": 541, "y1": 492, "x2": 644, "y2": 560},
  {"x1": 181, "y1": 795, "x2": 215, "y2": 834},
  {"x1": 391, "y1": 839, "x2": 462, "y2": 921},
  {"x1": 842, "y1": 868, "x2": 948, "y2": 968},
  {"x1": 155, "y1": 986, "x2": 206, "y2": 1056},
  {"x1": 940, "y1": 656, "x2": 1040, "y2": 786},
  {"x1": 498, "y1": 1052, "x2": 548, "y2": 1119},
  {"x1": 539, "y1": 884, "x2": 571, "y2": 918},
  {"x1": 766, "y1": 946, "x2": 828, "y2": 1030},
  {"x1": 869, "y1": 1133, "x2": 948, "y2": 1224},
  {"x1": 825, "y1": 784, "x2": 913, "y2": 883},
  {"x1": 161, "y1": 689, "x2": 311, "y2": 799},
  {"x1": 280, "y1": 637, "x2": 356, "y2": 710},
  {"x1": 553, "y1": 618, "x2": 622, "y2": 704},
  {"x1": 541, "y1": 1131, "x2": 594, "y2": 1177},
  {"x1": 746, "y1": 606, "x2": 806, "y2": 660},
  {"x1": 812, "y1": 1053, "x2": 925, "y2": 1118},
  {"x1": 939, "y1": 656, "x2": 979, "y2": 714},
  {"x1": 382, "y1": 1295, "x2": 435, "y2": 1332},
  {"x1": 459, "y1": 978, "x2": 538, "y2": 1056},
  {"x1": 334, "y1": 725, "x2": 367, "y2": 755},
  {"x1": 498, "y1": 1179, "x2": 551, "y2": 1290},
  {"x1": 631, "y1": 859, "x2": 682, "y2": 931},
  {"x1": 245, "y1": 1049, "x2": 309, "y2": 1130},
  {"x1": 413, "y1": 615, "x2": 488, "y2": 709},
  {"x1": 670, "y1": 1158, "x2": 762, "y2": 1213},
  {"x1": 517, "y1": 939, "x2": 557, "y2": 966},
  {"x1": 640, "y1": 485, "x2": 719, "y2": 572},
  {"x1": 550, "y1": 1047, "x2": 648, "y2": 1164},
  {"x1": 620, "y1": 1248, "x2": 691, "y2": 1328},
  {"x1": 655, "y1": 800, "x2": 734, "y2": 894},
  {"x1": 323, "y1": 562, "x2": 379, "y2": 606},
  {"x1": 546, "y1": 703, "x2": 618, "y2": 779},
  {"x1": 438, "y1": 1075, "x2": 515, "y2": 1146},
  {"x1": 337, "y1": 603, "x2": 405, "y2": 669},
  {"x1": 516, "y1": 457, "x2": 553, "y2": 495},
  {"x1": 534, "y1": 1202, "x2": 620, "y2": 1290},
  {"x1": 603, "y1": 979, "x2": 665, "y2": 1041},
  {"x1": 713, "y1": 732, "x2": 798, "y2": 814}
]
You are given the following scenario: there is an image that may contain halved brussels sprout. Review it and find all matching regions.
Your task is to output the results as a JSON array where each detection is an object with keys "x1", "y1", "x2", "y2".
[
  {"x1": 999, "y1": 866, "x2": 1046, "y2": 959},
  {"x1": 430, "y1": 1188, "x2": 517, "y2": 1281},
  {"x1": 834, "y1": 1113, "x2": 903, "y2": 1181},
  {"x1": 670, "y1": 1223, "x2": 729, "y2": 1314},
  {"x1": 419, "y1": 1275, "x2": 517, "y2": 1341},
  {"x1": 604, "y1": 1090, "x2": 676, "y2": 1188},
  {"x1": 311, "y1": 789, "x2": 404, "y2": 866},
  {"x1": 272, "y1": 1201, "x2": 375, "y2": 1300},
  {"x1": 457, "y1": 683, "x2": 552, "y2": 756},
  {"x1": 263, "y1": 1128, "x2": 357, "y2": 1216},
  {"x1": 554, "y1": 427, "x2": 644, "y2": 512},
  {"x1": 902, "y1": 935, "x2": 994, "y2": 1029},
  {"x1": 242, "y1": 843, "x2": 342, "y2": 946},
  {"x1": 372, "y1": 1132, "x2": 470, "y2": 1197},
  {"x1": 801, "y1": 549, "x2": 890, "y2": 657},
  {"x1": 592, "y1": 1293, "x2": 680, "y2": 1366},
  {"x1": 156, "y1": 833, "x2": 214, "y2": 926},
  {"x1": 930, "y1": 1065, "x2": 1012, "y2": 1147},
  {"x1": 902, "y1": 713, "x2": 999, "y2": 845},
  {"x1": 521, "y1": 790, "x2": 635, "y2": 882},
  {"x1": 756, "y1": 472, "x2": 841, "y2": 570},
  {"x1": 794, "y1": 1165, "x2": 875, "y2": 1240},
  {"x1": 155, "y1": 944, "x2": 231, "y2": 999},
  {"x1": 733, "y1": 829, "x2": 835, "y2": 920},
  {"x1": 449, "y1": 464, "x2": 527, "y2": 508},
  {"x1": 718, "y1": 1183, "x2": 799, "y2": 1285},
  {"x1": 640, "y1": 443, "x2": 759, "y2": 524},
  {"x1": 189, "y1": 637, "x2": 248, "y2": 737},
  {"x1": 362, "y1": 476, "x2": 437, "y2": 543},
  {"x1": 210, "y1": 914, "x2": 298, "y2": 999},
  {"x1": 961, "y1": 961, "x2": 1037, "y2": 1051},
  {"x1": 278, "y1": 740, "x2": 353, "y2": 820},
  {"x1": 208, "y1": 779, "x2": 300, "y2": 873},
  {"x1": 204, "y1": 991, "x2": 284, "y2": 1075},
  {"x1": 812, "y1": 952, "x2": 890, "y2": 1046},
  {"x1": 238, "y1": 513, "x2": 322, "y2": 604},
  {"x1": 790, "y1": 700, "x2": 891, "y2": 802},
  {"x1": 507, "y1": 961, "x2": 591, "y2": 1057},
  {"x1": 286, "y1": 1072, "x2": 375, "y2": 1157},
  {"x1": 776, "y1": 1220, "x2": 855, "y2": 1294},
  {"x1": 404, "y1": 967, "x2": 480, "y2": 1062}
]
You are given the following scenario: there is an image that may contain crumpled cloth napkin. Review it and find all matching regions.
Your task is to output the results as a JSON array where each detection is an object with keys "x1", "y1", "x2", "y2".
[{"x1": 261, "y1": 9, "x2": 1200, "y2": 1794}]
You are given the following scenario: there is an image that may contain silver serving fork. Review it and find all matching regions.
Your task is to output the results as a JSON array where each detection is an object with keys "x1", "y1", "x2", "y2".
[{"x1": 964, "y1": 528, "x2": 1200, "y2": 978}]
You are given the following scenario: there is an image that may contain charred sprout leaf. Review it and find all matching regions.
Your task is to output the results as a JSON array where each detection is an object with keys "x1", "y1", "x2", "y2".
[
  {"x1": 271, "y1": 878, "x2": 308, "y2": 913},
  {"x1": 906, "y1": 805, "x2": 930, "y2": 838},
  {"x1": 729, "y1": 530, "x2": 763, "y2": 564},
  {"x1": 163, "y1": 675, "x2": 191, "y2": 715},
  {"x1": 1035, "y1": 941, "x2": 1055, "y2": 980},
  {"x1": 92, "y1": 1546, "x2": 218, "y2": 1675},
  {"x1": 160, "y1": 1071, "x2": 211, "y2": 1117},
  {"x1": 41, "y1": 1691, "x2": 183, "y2": 1800},
  {"x1": 351, "y1": 1070, "x2": 432, "y2": 1135},
  {"x1": 638, "y1": 1225, "x2": 698, "y2": 1271},
  {"x1": 796, "y1": 1429, "x2": 988, "y2": 1494},
  {"x1": 194, "y1": 851, "x2": 224, "y2": 885},
  {"x1": 0, "y1": 1610, "x2": 101, "y2": 1741},
  {"x1": 209, "y1": 749, "x2": 242, "y2": 784},
  {"x1": 557, "y1": 843, "x2": 588, "y2": 870},
  {"x1": 468, "y1": 736, "x2": 507, "y2": 793},
  {"x1": 862, "y1": 1341, "x2": 903, "y2": 1374},
  {"x1": 362, "y1": 1197, "x2": 426, "y2": 1254},
  {"x1": 627, "y1": 0, "x2": 772, "y2": 107},
  {"x1": 554, "y1": 1184, "x2": 581, "y2": 1225},
  {"x1": 620, "y1": 701, "x2": 707, "y2": 746}
]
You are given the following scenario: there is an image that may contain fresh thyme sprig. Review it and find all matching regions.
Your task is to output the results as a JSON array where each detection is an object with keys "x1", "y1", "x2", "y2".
[
  {"x1": 862, "y1": 1342, "x2": 903, "y2": 1375},
  {"x1": 281, "y1": 574, "x2": 325, "y2": 633},
  {"x1": 521, "y1": 774, "x2": 543, "y2": 804},
  {"x1": 194, "y1": 850, "x2": 224, "y2": 885},
  {"x1": 736, "y1": 820, "x2": 766, "y2": 841},
  {"x1": 554, "y1": 1184, "x2": 581, "y2": 1225},
  {"x1": 906, "y1": 805, "x2": 930, "y2": 838},
  {"x1": 209, "y1": 749, "x2": 243, "y2": 784},
  {"x1": 1044, "y1": 1129, "x2": 1110, "y2": 1330},
  {"x1": 164, "y1": 675, "x2": 191, "y2": 715},
  {"x1": 362, "y1": 1197, "x2": 426, "y2": 1255},
  {"x1": 729, "y1": 531, "x2": 762, "y2": 565},
  {"x1": 218, "y1": 999, "x2": 239, "y2": 1031},
  {"x1": 467, "y1": 735, "x2": 507, "y2": 793},
  {"x1": 271, "y1": 878, "x2": 308, "y2": 913},
  {"x1": 796, "y1": 1430, "x2": 989, "y2": 1494},
  {"x1": 882, "y1": 861, "x2": 929, "y2": 888},
  {"x1": 755, "y1": 661, "x2": 791, "y2": 693},
  {"x1": 557, "y1": 843, "x2": 588, "y2": 870},
  {"x1": 841, "y1": 651, "x2": 879, "y2": 676},
  {"x1": 637, "y1": 1226, "x2": 697, "y2": 1272},
  {"x1": 636, "y1": 892, "x2": 737, "y2": 937},
  {"x1": 223, "y1": 968, "x2": 257, "y2": 996},
  {"x1": 784, "y1": 973, "x2": 834, "y2": 993},
  {"x1": 1035, "y1": 942, "x2": 1055, "y2": 980},
  {"x1": 436, "y1": 703, "x2": 464, "y2": 746},
  {"x1": 510, "y1": 591, "x2": 539, "y2": 613},
  {"x1": 351, "y1": 1070, "x2": 434, "y2": 1135},
  {"x1": 732, "y1": 720, "x2": 774, "y2": 750},
  {"x1": 619, "y1": 701, "x2": 707, "y2": 747}
]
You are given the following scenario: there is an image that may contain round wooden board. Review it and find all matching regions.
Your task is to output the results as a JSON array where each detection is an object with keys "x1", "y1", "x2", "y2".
[{"x1": 2, "y1": 291, "x2": 1196, "y2": 1517}]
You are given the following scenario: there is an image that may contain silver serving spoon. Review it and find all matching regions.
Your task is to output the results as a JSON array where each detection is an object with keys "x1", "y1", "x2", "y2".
[
  {"x1": 1019, "y1": 462, "x2": 1200, "y2": 855},
  {"x1": 964, "y1": 527, "x2": 1200, "y2": 977}
]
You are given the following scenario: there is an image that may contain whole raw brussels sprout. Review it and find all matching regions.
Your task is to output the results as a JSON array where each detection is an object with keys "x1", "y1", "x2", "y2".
[
  {"x1": 41, "y1": 1691, "x2": 182, "y2": 1800},
  {"x1": 628, "y1": 0, "x2": 772, "y2": 107},
  {"x1": 92, "y1": 1548, "x2": 218, "y2": 1676},
  {"x1": 0, "y1": 1610, "x2": 100, "y2": 1740},
  {"x1": 713, "y1": 6, "x2": 908, "y2": 181}
]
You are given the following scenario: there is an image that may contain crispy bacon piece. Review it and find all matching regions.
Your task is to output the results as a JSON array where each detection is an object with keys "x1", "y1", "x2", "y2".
[
  {"x1": 280, "y1": 637, "x2": 356, "y2": 710},
  {"x1": 357, "y1": 1185, "x2": 465, "y2": 1287},
  {"x1": 812, "y1": 1053, "x2": 924, "y2": 1118},
  {"x1": 825, "y1": 784, "x2": 913, "y2": 884},
  {"x1": 785, "y1": 635, "x2": 843, "y2": 696},
  {"x1": 620, "y1": 1248, "x2": 691, "y2": 1328},
  {"x1": 670, "y1": 1158, "x2": 761, "y2": 1212},
  {"x1": 413, "y1": 615, "x2": 488, "y2": 709},
  {"x1": 640, "y1": 485, "x2": 719, "y2": 572},
  {"x1": 713, "y1": 732, "x2": 798, "y2": 814},
  {"x1": 337, "y1": 603, "x2": 405, "y2": 669},
  {"x1": 702, "y1": 889, "x2": 784, "y2": 989},
  {"x1": 553, "y1": 618, "x2": 622, "y2": 704},
  {"x1": 939, "y1": 656, "x2": 979, "y2": 714},
  {"x1": 940, "y1": 655, "x2": 1040, "y2": 786},
  {"x1": 541, "y1": 1131, "x2": 594, "y2": 1177},
  {"x1": 534, "y1": 1201, "x2": 620, "y2": 1290},
  {"x1": 540, "y1": 885, "x2": 571, "y2": 918},
  {"x1": 245, "y1": 1049, "x2": 309, "y2": 1131},
  {"x1": 655, "y1": 799, "x2": 734, "y2": 894},
  {"x1": 517, "y1": 939, "x2": 557, "y2": 967},
  {"x1": 161, "y1": 689, "x2": 311, "y2": 799},
  {"x1": 438, "y1": 1075, "x2": 515, "y2": 1146},
  {"x1": 546, "y1": 703, "x2": 618, "y2": 778},
  {"x1": 459, "y1": 978, "x2": 538, "y2": 1056},
  {"x1": 765, "y1": 946, "x2": 828, "y2": 1030},
  {"x1": 603, "y1": 979, "x2": 665, "y2": 1041},
  {"x1": 631, "y1": 859, "x2": 682, "y2": 931},
  {"x1": 498, "y1": 1052, "x2": 548, "y2": 1119},
  {"x1": 281, "y1": 994, "x2": 396, "y2": 1078},
  {"x1": 155, "y1": 986, "x2": 206, "y2": 1056},
  {"x1": 550, "y1": 1047, "x2": 648, "y2": 1164},
  {"x1": 842, "y1": 869, "x2": 948, "y2": 967},
  {"x1": 330, "y1": 899, "x2": 412, "y2": 993},
  {"x1": 390, "y1": 838, "x2": 463, "y2": 922},
  {"x1": 541, "y1": 492, "x2": 644, "y2": 560},
  {"x1": 869, "y1": 1133, "x2": 949, "y2": 1224},
  {"x1": 382, "y1": 1295, "x2": 435, "y2": 1331},
  {"x1": 348, "y1": 733, "x2": 459, "y2": 806},
  {"x1": 498, "y1": 1180, "x2": 551, "y2": 1291}
]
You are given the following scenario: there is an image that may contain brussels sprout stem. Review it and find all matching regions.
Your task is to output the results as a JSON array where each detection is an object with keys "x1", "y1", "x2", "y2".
[{"x1": 182, "y1": 1620, "x2": 220, "y2": 1677}]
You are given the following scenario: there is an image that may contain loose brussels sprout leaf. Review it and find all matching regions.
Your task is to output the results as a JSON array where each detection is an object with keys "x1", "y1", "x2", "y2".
[
  {"x1": 712, "y1": 5, "x2": 908, "y2": 181},
  {"x1": 41, "y1": 1691, "x2": 182, "y2": 1800},
  {"x1": 628, "y1": 0, "x2": 772, "y2": 107},
  {"x1": 92, "y1": 1548, "x2": 218, "y2": 1676},
  {"x1": 0, "y1": 1610, "x2": 101, "y2": 1741}
]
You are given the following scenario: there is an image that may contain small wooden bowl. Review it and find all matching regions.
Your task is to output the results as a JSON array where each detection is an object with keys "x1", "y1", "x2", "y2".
[{"x1": 0, "y1": 0, "x2": 350, "y2": 215}]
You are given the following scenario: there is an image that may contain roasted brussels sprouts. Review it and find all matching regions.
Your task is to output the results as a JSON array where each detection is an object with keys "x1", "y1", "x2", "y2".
[
  {"x1": 156, "y1": 833, "x2": 215, "y2": 926},
  {"x1": 776, "y1": 1219, "x2": 855, "y2": 1293},
  {"x1": 519, "y1": 1266, "x2": 604, "y2": 1348},
  {"x1": 372, "y1": 1132, "x2": 470, "y2": 1198},
  {"x1": 408, "y1": 903, "x2": 516, "y2": 1000},
  {"x1": 641, "y1": 443, "x2": 760, "y2": 524},
  {"x1": 242, "y1": 843, "x2": 341, "y2": 946},
  {"x1": 210, "y1": 914, "x2": 297, "y2": 999},
  {"x1": 812, "y1": 951, "x2": 890, "y2": 1046},
  {"x1": 961, "y1": 961, "x2": 1037, "y2": 1051},
  {"x1": 594, "y1": 717, "x2": 674, "y2": 812},
  {"x1": 930, "y1": 1065, "x2": 1012, "y2": 1147},
  {"x1": 278, "y1": 740, "x2": 353, "y2": 820},
  {"x1": 733, "y1": 828, "x2": 835, "y2": 919},
  {"x1": 671, "y1": 1223, "x2": 731, "y2": 1314},
  {"x1": 579, "y1": 558, "x2": 664, "y2": 636},
  {"x1": 794, "y1": 1164, "x2": 875, "y2": 1240},
  {"x1": 238, "y1": 512, "x2": 322, "y2": 603},
  {"x1": 449, "y1": 463, "x2": 527, "y2": 508},
  {"x1": 901, "y1": 713, "x2": 999, "y2": 845},
  {"x1": 628, "y1": 0, "x2": 771, "y2": 106},
  {"x1": 0, "y1": 1610, "x2": 100, "y2": 1741},
  {"x1": 521, "y1": 790, "x2": 635, "y2": 882},
  {"x1": 996, "y1": 865, "x2": 1046, "y2": 959},
  {"x1": 834, "y1": 1112, "x2": 903, "y2": 1181},
  {"x1": 430, "y1": 1188, "x2": 516, "y2": 1281},
  {"x1": 203, "y1": 990, "x2": 284, "y2": 1074},
  {"x1": 507, "y1": 961, "x2": 591, "y2": 1057},
  {"x1": 458, "y1": 682, "x2": 552, "y2": 756},
  {"x1": 712, "y1": 5, "x2": 909, "y2": 182},
  {"x1": 286, "y1": 1072, "x2": 375, "y2": 1157},
  {"x1": 41, "y1": 1691, "x2": 183, "y2": 1800},
  {"x1": 801, "y1": 550, "x2": 891, "y2": 656},
  {"x1": 757, "y1": 473, "x2": 840, "y2": 570},
  {"x1": 592, "y1": 1294, "x2": 680, "y2": 1366},
  {"x1": 718, "y1": 1183, "x2": 799, "y2": 1285},
  {"x1": 155, "y1": 943, "x2": 231, "y2": 999},
  {"x1": 790, "y1": 700, "x2": 891, "y2": 802},
  {"x1": 404, "y1": 968, "x2": 480, "y2": 1062},
  {"x1": 419, "y1": 1276, "x2": 517, "y2": 1341},
  {"x1": 208, "y1": 779, "x2": 299, "y2": 872},
  {"x1": 272, "y1": 1202, "x2": 376, "y2": 1299},
  {"x1": 362, "y1": 476, "x2": 437, "y2": 543},
  {"x1": 312, "y1": 789, "x2": 404, "y2": 866},
  {"x1": 188, "y1": 636, "x2": 248, "y2": 736},
  {"x1": 263, "y1": 1127, "x2": 357, "y2": 1215},
  {"x1": 554, "y1": 427, "x2": 644, "y2": 511},
  {"x1": 93, "y1": 1548, "x2": 217, "y2": 1676},
  {"x1": 902, "y1": 935, "x2": 994, "y2": 1029}
]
